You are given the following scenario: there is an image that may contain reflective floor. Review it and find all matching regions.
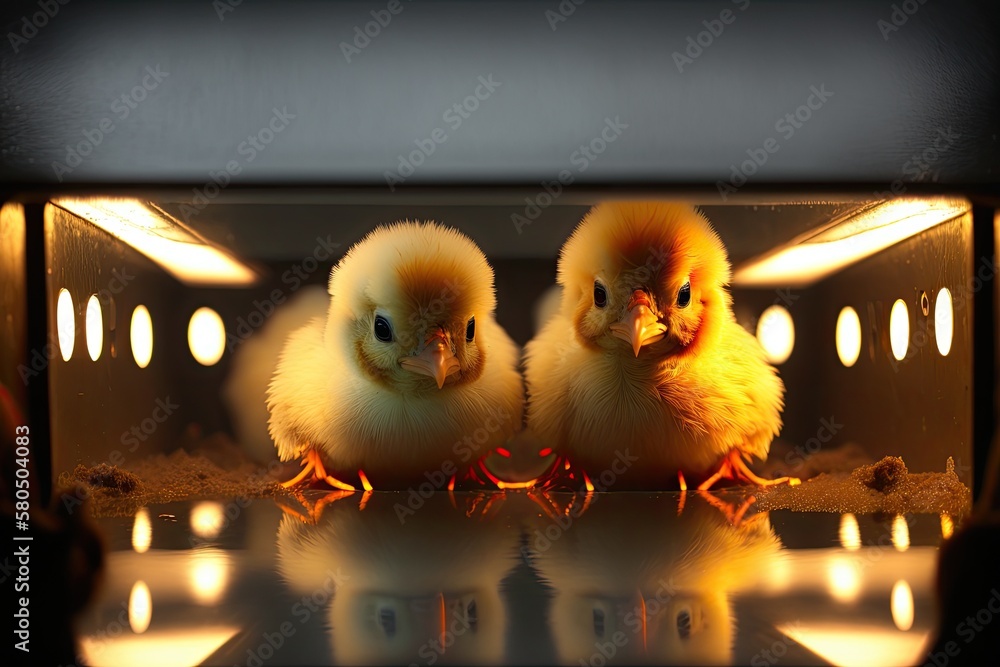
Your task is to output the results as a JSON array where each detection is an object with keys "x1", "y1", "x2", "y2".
[{"x1": 76, "y1": 490, "x2": 953, "y2": 666}]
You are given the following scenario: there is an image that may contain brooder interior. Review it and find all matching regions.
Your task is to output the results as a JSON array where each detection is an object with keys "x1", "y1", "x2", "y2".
[{"x1": 0, "y1": 194, "x2": 987, "y2": 495}]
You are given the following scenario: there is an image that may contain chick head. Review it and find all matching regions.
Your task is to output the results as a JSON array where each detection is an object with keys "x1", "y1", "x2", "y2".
[
  {"x1": 558, "y1": 202, "x2": 731, "y2": 361},
  {"x1": 327, "y1": 221, "x2": 496, "y2": 392}
]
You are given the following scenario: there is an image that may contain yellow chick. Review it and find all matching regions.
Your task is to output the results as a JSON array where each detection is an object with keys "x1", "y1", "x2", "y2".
[
  {"x1": 267, "y1": 222, "x2": 524, "y2": 490},
  {"x1": 524, "y1": 202, "x2": 794, "y2": 490},
  {"x1": 527, "y1": 493, "x2": 783, "y2": 666},
  {"x1": 276, "y1": 493, "x2": 523, "y2": 665}
]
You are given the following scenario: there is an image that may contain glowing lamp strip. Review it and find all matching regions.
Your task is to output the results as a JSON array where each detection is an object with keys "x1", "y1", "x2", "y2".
[
  {"x1": 51, "y1": 198, "x2": 256, "y2": 286},
  {"x1": 734, "y1": 198, "x2": 969, "y2": 288}
]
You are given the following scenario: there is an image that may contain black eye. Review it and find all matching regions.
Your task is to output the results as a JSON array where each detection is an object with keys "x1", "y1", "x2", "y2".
[
  {"x1": 677, "y1": 281, "x2": 691, "y2": 308},
  {"x1": 593, "y1": 608, "x2": 605, "y2": 638},
  {"x1": 466, "y1": 316, "x2": 475, "y2": 342},
  {"x1": 677, "y1": 609, "x2": 692, "y2": 640},
  {"x1": 466, "y1": 599, "x2": 478, "y2": 633},
  {"x1": 594, "y1": 281, "x2": 608, "y2": 308},
  {"x1": 378, "y1": 608, "x2": 396, "y2": 638},
  {"x1": 373, "y1": 315, "x2": 393, "y2": 342}
]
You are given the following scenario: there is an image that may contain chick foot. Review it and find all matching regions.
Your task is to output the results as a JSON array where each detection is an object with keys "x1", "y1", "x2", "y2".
[
  {"x1": 276, "y1": 488, "x2": 355, "y2": 524},
  {"x1": 697, "y1": 489, "x2": 759, "y2": 527},
  {"x1": 697, "y1": 450, "x2": 801, "y2": 491},
  {"x1": 280, "y1": 448, "x2": 363, "y2": 491}
]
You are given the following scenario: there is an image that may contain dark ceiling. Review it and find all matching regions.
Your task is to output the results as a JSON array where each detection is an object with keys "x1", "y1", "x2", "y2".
[{"x1": 161, "y1": 200, "x2": 869, "y2": 269}]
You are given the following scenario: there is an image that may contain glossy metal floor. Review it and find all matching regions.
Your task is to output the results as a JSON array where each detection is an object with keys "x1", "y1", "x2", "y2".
[{"x1": 76, "y1": 490, "x2": 949, "y2": 666}]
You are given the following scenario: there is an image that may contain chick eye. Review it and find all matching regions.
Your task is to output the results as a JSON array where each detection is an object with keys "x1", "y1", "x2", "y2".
[
  {"x1": 677, "y1": 281, "x2": 691, "y2": 308},
  {"x1": 594, "y1": 281, "x2": 608, "y2": 308},
  {"x1": 677, "y1": 609, "x2": 692, "y2": 640},
  {"x1": 593, "y1": 608, "x2": 605, "y2": 638},
  {"x1": 373, "y1": 315, "x2": 393, "y2": 342},
  {"x1": 378, "y1": 608, "x2": 396, "y2": 638},
  {"x1": 466, "y1": 316, "x2": 476, "y2": 342}
]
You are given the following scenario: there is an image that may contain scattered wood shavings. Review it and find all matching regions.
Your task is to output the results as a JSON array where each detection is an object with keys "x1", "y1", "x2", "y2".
[
  {"x1": 755, "y1": 456, "x2": 971, "y2": 515},
  {"x1": 59, "y1": 449, "x2": 284, "y2": 517}
]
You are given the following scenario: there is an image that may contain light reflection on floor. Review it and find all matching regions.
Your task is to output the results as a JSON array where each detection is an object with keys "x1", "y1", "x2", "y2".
[{"x1": 77, "y1": 490, "x2": 949, "y2": 666}]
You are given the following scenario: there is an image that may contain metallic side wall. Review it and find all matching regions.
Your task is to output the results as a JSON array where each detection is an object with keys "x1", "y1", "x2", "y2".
[
  {"x1": 44, "y1": 204, "x2": 188, "y2": 477},
  {"x1": 813, "y1": 214, "x2": 973, "y2": 477},
  {"x1": 0, "y1": 203, "x2": 27, "y2": 410}
]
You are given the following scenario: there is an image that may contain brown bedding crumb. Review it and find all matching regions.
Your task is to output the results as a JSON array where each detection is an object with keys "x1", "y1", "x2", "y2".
[
  {"x1": 756, "y1": 456, "x2": 971, "y2": 516},
  {"x1": 852, "y1": 456, "x2": 908, "y2": 493},
  {"x1": 69, "y1": 463, "x2": 141, "y2": 495},
  {"x1": 59, "y1": 449, "x2": 285, "y2": 517}
]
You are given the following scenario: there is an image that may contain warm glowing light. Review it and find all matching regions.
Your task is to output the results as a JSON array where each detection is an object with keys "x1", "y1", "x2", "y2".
[
  {"x1": 56, "y1": 288, "x2": 75, "y2": 361},
  {"x1": 188, "y1": 549, "x2": 230, "y2": 605},
  {"x1": 85, "y1": 295, "x2": 103, "y2": 361},
  {"x1": 892, "y1": 515, "x2": 910, "y2": 551},
  {"x1": 733, "y1": 198, "x2": 970, "y2": 287},
  {"x1": 889, "y1": 300, "x2": 909, "y2": 361},
  {"x1": 51, "y1": 198, "x2": 256, "y2": 286},
  {"x1": 131, "y1": 305, "x2": 153, "y2": 368},
  {"x1": 190, "y1": 501, "x2": 225, "y2": 539},
  {"x1": 358, "y1": 470, "x2": 373, "y2": 492},
  {"x1": 756, "y1": 305, "x2": 795, "y2": 364},
  {"x1": 935, "y1": 288, "x2": 954, "y2": 356},
  {"x1": 836, "y1": 307, "x2": 862, "y2": 367},
  {"x1": 187, "y1": 307, "x2": 226, "y2": 366},
  {"x1": 778, "y1": 623, "x2": 930, "y2": 667},
  {"x1": 940, "y1": 514, "x2": 954, "y2": 539},
  {"x1": 891, "y1": 580, "x2": 914, "y2": 631},
  {"x1": 129, "y1": 581, "x2": 152, "y2": 633},
  {"x1": 839, "y1": 513, "x2": 861, "y2": 550},
  {"x1": 827, "y1": 556, "x2": 861, "y2": 603},
  {"x1": 132, "y1": 508, "x2": 151, "y2": 553},
  {"x1": 583, "y1": 472, "x2": 595, "y2": 493},
  {"x1": 79, "y1": 627, "x2": 240, "y2": 667}
]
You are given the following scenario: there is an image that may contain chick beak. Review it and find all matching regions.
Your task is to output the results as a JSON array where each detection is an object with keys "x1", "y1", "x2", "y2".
[
  {"x1": 400, "y1": 329, "x2": 461, "y2": 389},
  {"x1": 610, "y1": 290, "x2": 668, "y2": 357}
]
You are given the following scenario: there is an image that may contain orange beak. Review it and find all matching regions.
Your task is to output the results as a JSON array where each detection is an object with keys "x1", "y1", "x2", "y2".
[
  {"x1": 400, "y1": 329, "x2": 461, "y2": 389},
  {"x1": 610, "y1": 290, "x2": 667, "y2": 357}
]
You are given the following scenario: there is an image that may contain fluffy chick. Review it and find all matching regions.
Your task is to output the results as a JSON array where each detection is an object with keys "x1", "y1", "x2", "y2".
[
  {"x1": 268, "y1": 222, "x2": 524, "y2": 490},
  {"x1": 523, "y1": 202, "x2": 792, "y2": 490}
]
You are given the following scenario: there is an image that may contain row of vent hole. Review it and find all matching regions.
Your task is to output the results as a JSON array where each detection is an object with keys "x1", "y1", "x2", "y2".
[
  {"x1": 56, "y1": 288, "x2": 225, "y2": 367},
  {"x1": 57, "y1": 285, "x2": 956, "y2": 370},
  {"x1": 754, "y1": 288, "x2": 954, "y2": 366}
]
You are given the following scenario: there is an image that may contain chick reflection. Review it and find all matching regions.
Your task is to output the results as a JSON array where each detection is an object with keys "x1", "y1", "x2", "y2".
[
  {"x1": 276, "y1": 492, "x2": 522, "y2": 665},
  {"x1": 528, "y1": 493, "x2": 781, "y2": 666}
]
